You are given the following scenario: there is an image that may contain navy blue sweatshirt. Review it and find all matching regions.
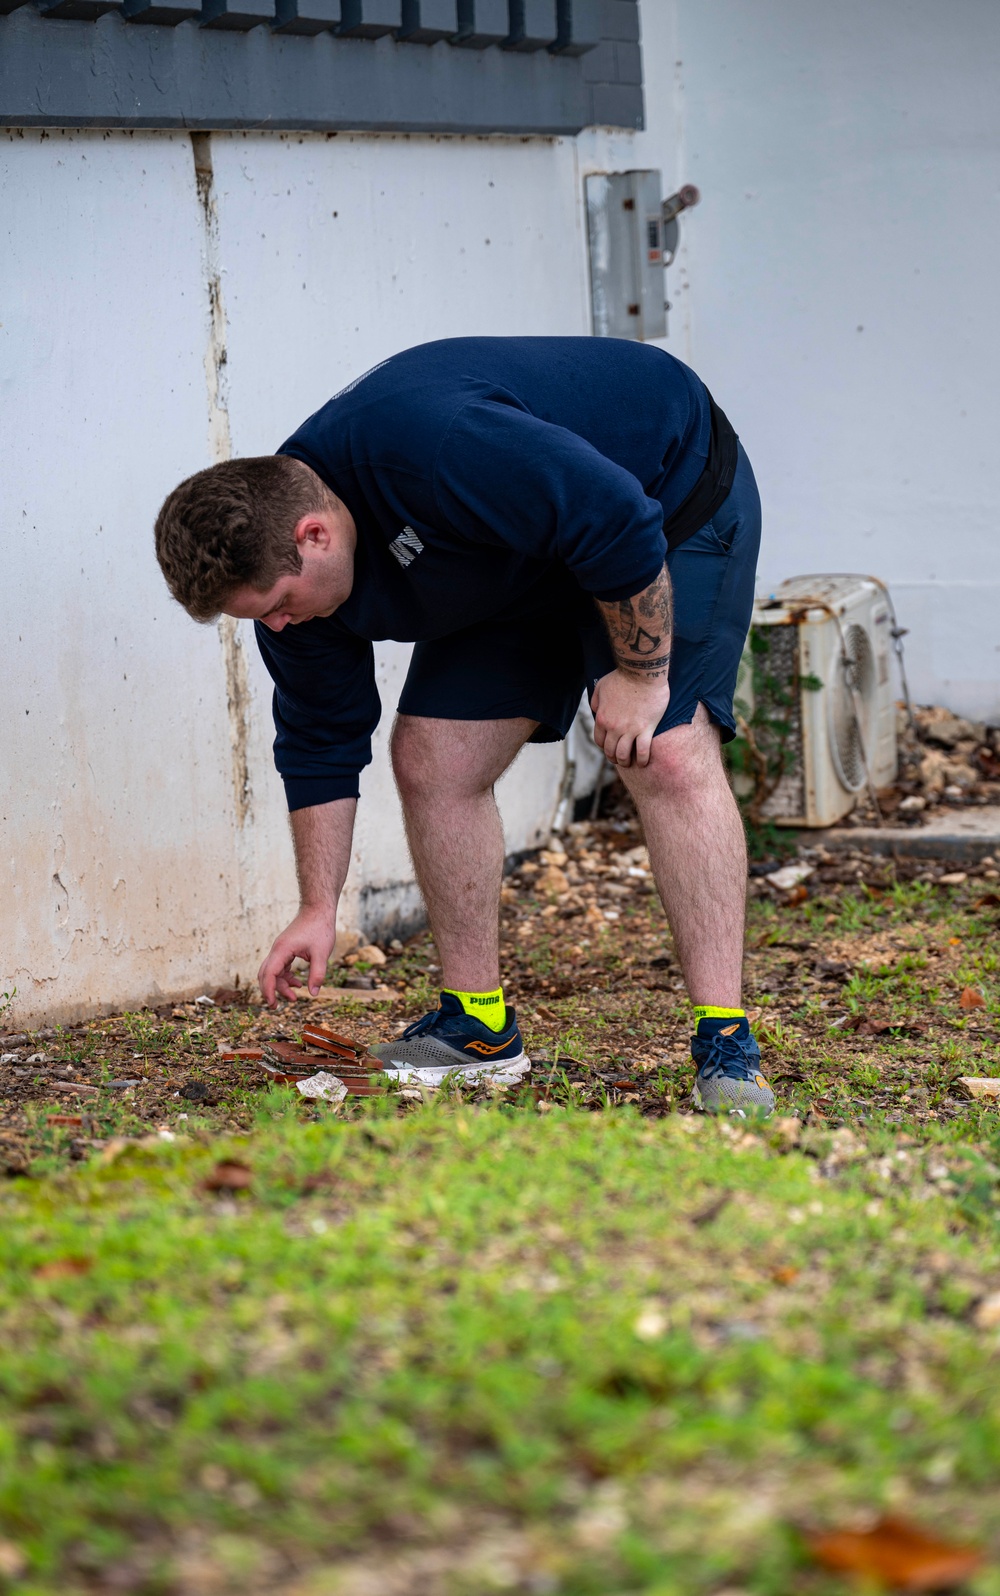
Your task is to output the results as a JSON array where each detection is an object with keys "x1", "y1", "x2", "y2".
[{"x1": 260, "y1": 336, "x2": 711, "y2": 811}]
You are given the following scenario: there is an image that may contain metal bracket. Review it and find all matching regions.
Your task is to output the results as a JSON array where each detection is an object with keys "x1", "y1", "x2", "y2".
[{"x1": 659, "y1": 184, "x2": 699, "y2": 266}]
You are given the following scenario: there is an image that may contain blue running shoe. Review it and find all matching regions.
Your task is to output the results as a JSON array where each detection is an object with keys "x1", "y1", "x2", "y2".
[
  {"x1": 691, "y1": 1020, "x2": 775, "y2": 1117},
  {"x1": 371, "y1": 993, "x2": 531, "y2": 1087}
]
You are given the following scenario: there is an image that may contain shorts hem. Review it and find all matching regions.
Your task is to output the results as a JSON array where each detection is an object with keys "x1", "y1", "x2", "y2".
[{"x1": 653, "y1": 699, "x2": 738, "y2": 745}]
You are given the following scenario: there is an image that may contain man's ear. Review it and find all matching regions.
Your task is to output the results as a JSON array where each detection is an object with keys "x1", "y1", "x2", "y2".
[{"x1": 294, "y1": 513, "x2": 333, "y2": 553}]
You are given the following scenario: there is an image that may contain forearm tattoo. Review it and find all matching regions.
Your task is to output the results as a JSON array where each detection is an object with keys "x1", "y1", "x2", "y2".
[{"x1": 597, "y1": 562, "x2": 673, "y2": 678}]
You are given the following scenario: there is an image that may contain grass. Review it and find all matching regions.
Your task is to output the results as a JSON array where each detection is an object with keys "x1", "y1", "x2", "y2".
[
  {"x1": 4, "y1": 823, "x2": 1000, "y2": 1591},
  {"x1": 2, "y1": 1101, "x2": 1000, "y2": 1593}
]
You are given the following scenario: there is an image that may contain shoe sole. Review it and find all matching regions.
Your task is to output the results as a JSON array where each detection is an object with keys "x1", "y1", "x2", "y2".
[
  {"x1": 378, "y1": 1050, "x2": 532, "y2": 1088},
  {"x1": 691, "y1": 1079, "x2": 775, "y2": 1118}
]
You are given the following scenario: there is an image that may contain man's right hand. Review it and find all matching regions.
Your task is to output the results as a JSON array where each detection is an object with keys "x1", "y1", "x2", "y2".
[{"x1": 257, "y1": 905, "x2": 337, "y2": 1007}]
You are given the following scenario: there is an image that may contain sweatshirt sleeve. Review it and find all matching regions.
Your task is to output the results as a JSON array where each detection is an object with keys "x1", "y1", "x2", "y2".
[
  {"x1": 253, "y1": 616, "x2": 379, "y2": 811},
  {"x1": 432, "y1": 397, "x2": 667, "y2": 600}
]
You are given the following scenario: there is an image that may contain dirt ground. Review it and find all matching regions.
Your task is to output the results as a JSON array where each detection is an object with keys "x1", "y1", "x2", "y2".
[{"x1": 3, "y1": 790, "x2": 999, "y2": 1175}]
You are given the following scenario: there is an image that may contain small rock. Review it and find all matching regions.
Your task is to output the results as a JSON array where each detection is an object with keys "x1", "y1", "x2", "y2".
[
  {"x1": 0, "y1": 1540, "x2": 27, "y2": 1579},
  {"x1": 180, "y1": 1079, "x2": 222, "y2": 1104},
  {"x1": 634, "y1": 1303, "x2": 667, "y2": 1340},
  {"x1": 765, "y1": 862, "x2": 815, "y2": 892},
  {"x1": 939, "y1": 872, "x2": 968, "y2": 886},
  {"x1": 954, "y1": 1077, "x2": 1000, "y2": 1101},
  {"x1": 538, "y1": 864, "x2": 570, "y2": 895},
  {"x1": 973, "y1": 1291, "x2": 1000, "y2": 1330},
  {"x1": 26, "y1": 1053, "x2": 48, "y2": 1065},
  {"x1": 898, "y1": 794, "x2": 926, "y2": 813},
  {"x1": 354, "y1": 944, "x2": 387, "y2": 966}
]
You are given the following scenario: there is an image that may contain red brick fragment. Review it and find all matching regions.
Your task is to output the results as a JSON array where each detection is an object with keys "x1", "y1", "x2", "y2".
[{"x1": 300, "y1": 1024, "x2": 364, "y2": 1060}]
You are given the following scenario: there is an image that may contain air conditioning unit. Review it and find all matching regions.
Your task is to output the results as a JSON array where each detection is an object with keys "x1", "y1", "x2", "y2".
[{"x1": 733, "y1": 575, "x2": 898, "y2": 828}]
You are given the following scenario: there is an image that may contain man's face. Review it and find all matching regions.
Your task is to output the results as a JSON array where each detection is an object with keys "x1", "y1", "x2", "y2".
[{"x1": 223, "y1": 507, "x2": 355, "y2": 631}]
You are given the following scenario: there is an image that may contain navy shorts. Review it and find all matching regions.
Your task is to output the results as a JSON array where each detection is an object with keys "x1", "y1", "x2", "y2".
[{"x1": 397, "y1": 441, "x2": 761, "y2": 745}]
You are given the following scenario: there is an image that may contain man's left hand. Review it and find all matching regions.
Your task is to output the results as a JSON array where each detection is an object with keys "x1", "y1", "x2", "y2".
[{"x1": 591, "y1": 668, "x2": 671, "y2": 768}]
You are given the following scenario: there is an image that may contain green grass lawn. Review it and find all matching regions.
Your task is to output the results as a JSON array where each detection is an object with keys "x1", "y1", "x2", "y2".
[{"x1": 3, "y1": 1097, "x2": 1000, "y2": 1595}]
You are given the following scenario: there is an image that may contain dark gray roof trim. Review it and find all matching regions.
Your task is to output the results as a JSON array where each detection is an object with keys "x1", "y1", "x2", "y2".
[{"x1": 0, "y1": 0, "x2": 644, "y2": 132}]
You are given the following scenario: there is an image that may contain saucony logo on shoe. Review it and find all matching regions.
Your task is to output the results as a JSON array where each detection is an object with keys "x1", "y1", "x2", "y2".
[
  {"x1": 388, "y1": 526, "x2": 424, "y2": 569},
  {"x1": 464, "y1": 1037, "x2": 512, "y2": 1056}
]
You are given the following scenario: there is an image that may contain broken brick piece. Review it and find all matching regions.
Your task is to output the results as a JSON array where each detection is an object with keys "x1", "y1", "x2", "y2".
[
  {"x1": 46, "y1": 1115, "x2": 84, "y2": 1128},
  {"x1": 300, "y1": 1024, "x2": 364, "y2": 1060},
  {"x1": 216, "y1": 1045, "x2": 264, "y2": 1061}
]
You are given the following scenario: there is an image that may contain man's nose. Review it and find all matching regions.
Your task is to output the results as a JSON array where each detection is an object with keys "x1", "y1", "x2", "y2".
[{"x1": 262, "y1": 614, "x2": 290, "y2": 632}]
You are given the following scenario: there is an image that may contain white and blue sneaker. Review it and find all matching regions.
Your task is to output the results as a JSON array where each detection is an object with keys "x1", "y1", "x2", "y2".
[
  {"x1": 371, "y1": 993, "x2": 531, "y2": 1087},
  {"x1": 691, "y1": 1018, "x2": 775, "y2": 1117}
]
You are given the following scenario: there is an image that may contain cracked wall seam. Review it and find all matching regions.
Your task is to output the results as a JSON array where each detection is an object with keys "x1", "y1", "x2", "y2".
[{"x1": 191, "y1": 131, "x2": 253, "y2": 834}]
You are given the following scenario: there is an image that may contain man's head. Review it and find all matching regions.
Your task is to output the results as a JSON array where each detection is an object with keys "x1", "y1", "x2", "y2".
[{"x1": 154, "y1": 455, "x2": 355, "y2": 628}]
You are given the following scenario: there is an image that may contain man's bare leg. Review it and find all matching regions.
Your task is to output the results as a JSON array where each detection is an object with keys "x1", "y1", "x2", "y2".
[
  {"x1": 619, "y1": 703, "x2": 746, "y2": 1006},
  {"x1": 389, "y1": 714, "x2": 537, "y2": 992}
]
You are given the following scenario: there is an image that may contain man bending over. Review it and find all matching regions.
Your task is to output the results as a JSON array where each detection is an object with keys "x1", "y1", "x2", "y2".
[{"x1": 155, "y1": 336, "x2": 773, "y2": 1116}]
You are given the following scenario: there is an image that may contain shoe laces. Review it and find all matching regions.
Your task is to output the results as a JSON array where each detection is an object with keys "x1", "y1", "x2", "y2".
[
  {"x1": 695, "y1": 1032, "x2": 757, "y2": 1081},
  {"x1": 399, "y1": 1009, "x2": 445, "y2": 1041}
]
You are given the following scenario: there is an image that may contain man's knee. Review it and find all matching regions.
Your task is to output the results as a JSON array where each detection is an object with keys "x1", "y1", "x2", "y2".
[
  {"x1": 390, "y1": 715, "x2": 529, "y2": 803},
  {"x1": 390, "y1": 716, "x2": 442, "y2": 801},
  {"x1": 622, "y1": 706, "x2": 723, "y2": 802}
]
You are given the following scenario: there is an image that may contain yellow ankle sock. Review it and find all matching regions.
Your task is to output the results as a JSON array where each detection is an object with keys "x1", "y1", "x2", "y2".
[
  {"x1": 443, "y1": 987, "x2": 506, "y2": 1033},
  {"x1": 692, "y1": 1005, "x2": 746, "y2": 1022}
]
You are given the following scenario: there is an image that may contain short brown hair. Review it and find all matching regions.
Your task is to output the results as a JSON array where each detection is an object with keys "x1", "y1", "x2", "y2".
[{"x1": 154, "y1": 455, "x2": 325, "y2": 622}]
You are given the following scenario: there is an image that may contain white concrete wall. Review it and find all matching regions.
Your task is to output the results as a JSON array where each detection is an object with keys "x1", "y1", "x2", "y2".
[
  {"x1": 2, "y1": 128, "x2": 590, "y2": 1028},
  {"x1": 8, "y1": 4, "x2": 997, "y2": 1027},
  {"x1": 632, "y1": 0, "x2": 1000, "y2": 720}
]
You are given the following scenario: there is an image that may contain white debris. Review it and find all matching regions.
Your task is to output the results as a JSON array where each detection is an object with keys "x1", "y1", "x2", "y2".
[
  {"x1": 295, "y1": 1071, "x2": 348, "y2": 1105},
  {"x1": 194, "y1": 994, "x2": 216, "y2": 1006},
  {"x1": 765, "y1": 861, "x2": 815, "y2": 892}
]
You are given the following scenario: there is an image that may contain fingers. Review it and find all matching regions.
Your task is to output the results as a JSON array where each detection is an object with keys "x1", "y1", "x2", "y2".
[
  {"x1": 308, "y1": 943, "x2": 327, "y2": 998},
  {"x1": 634, "y1": 726, "x2": 654, "y2": 768},
  {"x1": 612, "y1": 733, "x2": 635, "y2": 768},
  {"x1": 257, "y1": 951, "x2": 278, "y2": 1009},
  {"x1": 259, "y1": 938, "x2": 303, "y2": 1008}
]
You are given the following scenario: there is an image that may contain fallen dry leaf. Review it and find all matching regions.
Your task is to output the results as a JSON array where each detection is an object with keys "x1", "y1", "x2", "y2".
[
  {"x1": 46, "y1": 1114, "x2": 84, "y2": 1128},
  {"x1": 33, "y1": 1256, "x2": 93, "y2": 1280},
  {"x1": 770, "y1": 1265, "x2": 800, "y2": 1286},
  {"x1": 806, "y1": 1514, "x2": 982, "y2": 1591},
  {"x1": 959, "y1": 986, "x2": 986, "y2": 1009},
  {"x1": 211, "y1": 987, "x2": 244, "y2": 1007},
  {"x1": 201, "y1": 1160, "x2": 253, "y2": 1193}
]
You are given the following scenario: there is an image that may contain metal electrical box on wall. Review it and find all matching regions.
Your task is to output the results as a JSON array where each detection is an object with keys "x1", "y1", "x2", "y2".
[{"x1": 585, "y1": 169, "x2": 666, "y2": 341}]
